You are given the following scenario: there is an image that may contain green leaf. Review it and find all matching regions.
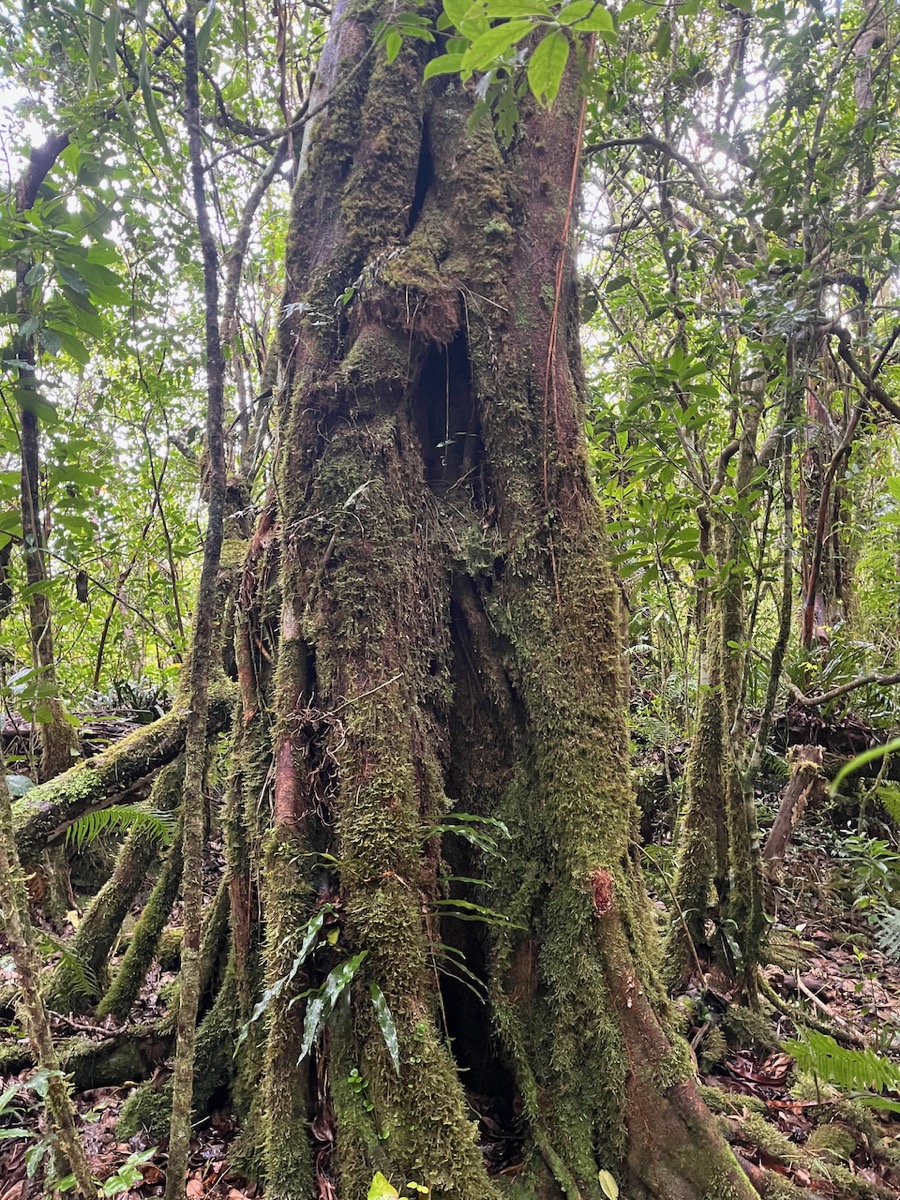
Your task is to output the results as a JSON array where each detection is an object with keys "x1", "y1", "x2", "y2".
[
  {"x1": 139, "y1": 48, "x2": 173, "y2": 163},
  {"x1": 653, "y1": 17, "x2": 671, "y2": 55},
  {"x1": 483, "y1": 0, "x2": 551, "y2": 14},
  {"x1": 368, "y1": 1173, "x2": 400, "y2": 1200},
  {"x1": 16, "y1": 386, "x2": 57, "y2": 425},
  {"x1": 45, "y1": 324, "x2": 89, "y2": 365},
  {"x1": 559, "y1": 1, "x2": 614, "y2": 31},
  {"x1": 463, "y1": 19, "x2": 532, "y2": 70},
  {"x1": 831, "y1": 738, "x2": 900, "y2": 795},
  {"x1": 5, "y1": 775, "x2": 35, "y2": 798},
  {"x1": 56, "y1": 264, "x2": 90, "y2": 296},
  {"x1": 385, "y1": 28, "x2": 403, "y2": 62},
  {"x1": 298, "y1": 951, "x2": 368, "y2": 1061},
  {"x1": 443, "y1": 0, "x2": 473, "y2": 26},
  {"x1": 197, "y1": 0, "x2": 218, "y2": 63},
  {"x1": 104, "y1": 4, "x2": 120, "y2": 71},
  {"x1": 618, "y1": 0, "x2": 648, "y2": 17},
  {"x1": 526, "y1": 28, "x2": 569, "y2": 104},
  {"x1": 24, "y1": 263, "x2": 45, "y2": 287},
  {"x1": 598, "y1": 1170, "x2": 619, "y2": 1200},
  {"x1": 424, "y1": 52, "x2": 465, "y2": 79},
  {"x1": 88, "y1": 0, "x2": 105, "y2": 83},
  {"x1": 369, "y1": 982, "x2": 400, "y2": 1072},
  {"x1": 762, "y1": 206, "x2": 784, "y2": 232}
]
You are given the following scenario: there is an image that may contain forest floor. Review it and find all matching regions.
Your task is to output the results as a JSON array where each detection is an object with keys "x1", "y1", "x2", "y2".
[{"x1": 2, "y1": 803, "x2": 900, "y2": 1197}]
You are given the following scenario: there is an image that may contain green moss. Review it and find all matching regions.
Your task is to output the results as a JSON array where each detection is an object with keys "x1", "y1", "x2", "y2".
[
  {"x1": 736, "y1": 1111, "x2": 803, "y2": 1166},
  {"x1": 698, "y1": 1026, "x2": 729, "y2": 1072},
  {"x1": 698, "y1": 1084, "x2": 766, "y2": 1116},
  {"x1": 219, "y1": 537, "x2": 249, "y2": 571},
  {"x1": 117, "y1": 1084, "x2": 172, "y2": 1142},
  {"x1": 96, "y1": 827, "x2": 182, "y2": 1021},
  {"x1": 651, "y1": 1036, "x2": 695, "y2": 1092},
  {"x1": 807, "y1": 1122, "x2": 858, "y2": 1162},
  {"x1": 157, "y1": 928, "x2": 183, "y2": 971},
  {"x1": 723, "y1": 1004, "x2": 776, "y2": 1051},
  {"x1": 664, "y1": 619, "x2": 726, "y2": 984},
  {"x1": 789, "y1": 1069, "x2": 840, "y2": 1104},
  {"x1": 259, "y1": 831, "x2": 315, "y2": 1200}
]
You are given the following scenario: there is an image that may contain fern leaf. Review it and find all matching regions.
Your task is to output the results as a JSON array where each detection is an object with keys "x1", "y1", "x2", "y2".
[
  {"x1": 37, "y1": 933, "x2": 98, "y2": 1001},
  {"x1": 784, "y1": 1030, "x2": 900, "y2": 1095},
  {"x1": 64, "y1": 804, "x2": 175, "y2": 851},
  {"x1": 873, "y1": 905, "x2": 900, "y2": 961}
]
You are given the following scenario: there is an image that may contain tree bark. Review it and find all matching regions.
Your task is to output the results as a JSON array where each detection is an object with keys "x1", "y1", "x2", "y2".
[{"x1": 205, "y1": 9, "x2": 762, "y2": 1199}]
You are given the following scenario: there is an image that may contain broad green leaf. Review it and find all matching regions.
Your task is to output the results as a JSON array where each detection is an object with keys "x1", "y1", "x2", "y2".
[
  {"x1": 559, "y1": 0, "x2": 614, "y2": 31},
  {"x1": 385, "y1": 28, "x2": 403, "y2": 61},
  {"x1": 463, "y1": 19, "x2": 532, "y2": 70},
  {"x1": 424, "y1": 52, "x2": 465, "y2": 79},
  {"x1": 618, "y1": 0, "x2": 646, "y2": 14},
  {"x1": 56, "y1": 264, "x2": 90, "y2": 296},
  {"x1": 598, "y1": 1170, "x2": 619, "y2": 1200},
  {"x1": 5, "y1": 775, "x2": 35, "y2": 798},
  {"x1": 443, "y1": 0, "x2": 473, "y2": 26},
  {"x1": 368, "y1": 1173, "x2": 400, "y2": 1200},
  {"x1": 15, "y1": 386, "x2": 57, "y2": 425},
  {"x1": 369, "y1": 982, "x2": 400, "y2": 1072},
  {"x1": 483, "y1": 0, "x2": 551, "y2": 14},
  {"x1": 526, "y1": 28, "x2": 569, "y2": 104},
  {"x1": 45, "y1": 324, "x2": 89, "y2": 365}
]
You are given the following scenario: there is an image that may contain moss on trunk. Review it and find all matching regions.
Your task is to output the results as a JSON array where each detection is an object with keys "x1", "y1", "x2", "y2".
[{"x1": 127, "y1": 8, "x2": 768, "y2": 1198}]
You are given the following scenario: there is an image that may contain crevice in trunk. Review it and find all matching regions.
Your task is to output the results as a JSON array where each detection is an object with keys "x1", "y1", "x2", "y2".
[{"x1": 407, "y1": 113, "x2": 433, "y2": 236}]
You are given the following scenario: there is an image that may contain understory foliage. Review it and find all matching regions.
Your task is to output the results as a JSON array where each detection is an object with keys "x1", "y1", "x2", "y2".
[{"x1": 0, "y1": 0, "x2": 900, "y2": 1199}]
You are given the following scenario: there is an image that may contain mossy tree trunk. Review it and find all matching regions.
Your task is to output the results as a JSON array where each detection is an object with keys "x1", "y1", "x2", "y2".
[
  {"x1": 215, "y1": 10, "x2": 762, "y2": 1200},
  {"x1": 667, "y1": 376, "x2": 769, "y2": 993}
]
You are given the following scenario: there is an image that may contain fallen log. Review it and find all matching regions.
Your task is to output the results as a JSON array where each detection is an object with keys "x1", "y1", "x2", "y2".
[{"x1": 12, "y1": 680, "x2": 236, "y2": 862}]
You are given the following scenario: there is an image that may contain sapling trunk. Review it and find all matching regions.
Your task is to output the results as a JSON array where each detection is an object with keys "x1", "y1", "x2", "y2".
[{"x1": 0, "y1": 767, "x2": 97, "y2": 1199}]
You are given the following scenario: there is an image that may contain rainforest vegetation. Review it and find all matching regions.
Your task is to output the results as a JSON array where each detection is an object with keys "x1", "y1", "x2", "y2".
[{"x1": 1, "y1": 0, "x2": 900, "y2": 1197}]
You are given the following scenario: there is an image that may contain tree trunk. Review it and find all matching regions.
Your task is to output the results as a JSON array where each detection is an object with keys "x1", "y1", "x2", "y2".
[{"x1": 211, "y1": 10, "x2": 761, "y2": 1199}]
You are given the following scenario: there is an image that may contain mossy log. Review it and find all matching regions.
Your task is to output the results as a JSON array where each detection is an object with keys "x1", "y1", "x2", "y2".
[{"x1": 12, "y1": 684, "x2": 235, "y2": 863}]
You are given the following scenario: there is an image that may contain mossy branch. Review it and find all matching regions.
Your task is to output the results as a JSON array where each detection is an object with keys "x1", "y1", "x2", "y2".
[{"x1": 11, "y1": 686, "x2": 235, "y2": 863}]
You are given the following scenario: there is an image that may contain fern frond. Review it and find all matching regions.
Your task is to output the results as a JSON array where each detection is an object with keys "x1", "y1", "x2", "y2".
[
  {"x1": 878, "y1": 785, "x2": 900, "y2": 828},
  {"x1": 784, "y1": 1030, "x2": 900, "y2": 1095},
  {"x1": 37, "y1": 933, "x2": 98, "y2": 1001},
  {"x1": 873, "y1": 905, "x2": 900, "y2": 961},
  {"x1": 64, "y1": 804, "x2": 175, "y2": 851}
]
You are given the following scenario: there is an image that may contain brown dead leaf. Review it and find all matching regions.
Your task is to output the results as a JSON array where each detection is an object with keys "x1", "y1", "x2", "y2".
[{"x1": 186, "y1": 1177, "x2": 205, "y2": 1199}]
